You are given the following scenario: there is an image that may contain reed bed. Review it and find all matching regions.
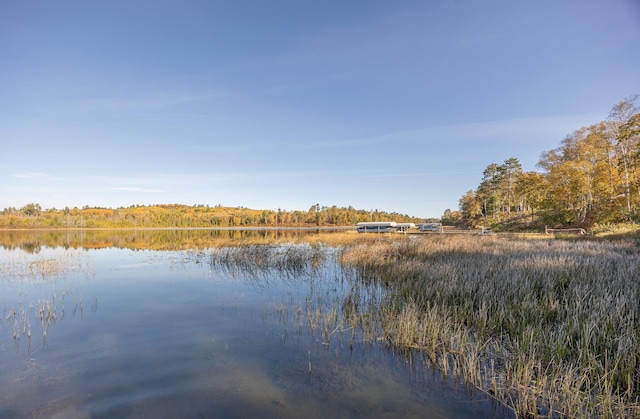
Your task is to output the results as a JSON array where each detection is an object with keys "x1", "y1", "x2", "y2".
[
  {"x1": 341, "y1": 235, "x2": 640, "y2": 418},
  {"x1": 203, "y1": 242, "x2": 330, "y2": 281}
]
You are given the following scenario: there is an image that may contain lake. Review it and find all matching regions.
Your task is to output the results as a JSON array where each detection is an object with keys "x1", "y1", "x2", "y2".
[{"x1": 0, "y1": 229, "x2": 511, "y2": 418}]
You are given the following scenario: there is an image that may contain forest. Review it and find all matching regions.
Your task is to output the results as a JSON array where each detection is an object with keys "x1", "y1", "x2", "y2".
[
  {"x1": 446, "y1": 95, "x2": 640, "y2": 230},
  {"x1": 0, "y1": 203, "x2": 423, "y2": 229}
]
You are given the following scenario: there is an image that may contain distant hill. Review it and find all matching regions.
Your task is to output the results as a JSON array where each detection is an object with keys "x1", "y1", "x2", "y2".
[{"x1": 0, "y1": 203, "x2": 425, "y2": 229}]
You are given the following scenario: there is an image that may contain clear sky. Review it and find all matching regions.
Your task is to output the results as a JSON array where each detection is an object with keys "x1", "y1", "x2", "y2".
[{"x1": 2, "y1": 1, "x2": 639, "y2": 219}]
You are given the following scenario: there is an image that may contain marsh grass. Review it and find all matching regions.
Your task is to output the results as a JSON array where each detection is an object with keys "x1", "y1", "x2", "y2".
[
  {"x1": 589, "y1": 222, "x2": 640, "y2": 238},
  {"x1": 204, "y1": 243, "x2": 330, "y2": 282},
  {"x1": 341, "y1": 235, "x2": 640, "y2": 418}
]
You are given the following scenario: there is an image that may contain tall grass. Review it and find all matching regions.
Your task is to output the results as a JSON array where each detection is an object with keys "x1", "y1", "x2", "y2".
[
  {"x1": 341, "y1": 235, "x2": 640, "y2": 417},
  {"x1": 204, "y1": 242, "x2": 330, "y2": 281}
]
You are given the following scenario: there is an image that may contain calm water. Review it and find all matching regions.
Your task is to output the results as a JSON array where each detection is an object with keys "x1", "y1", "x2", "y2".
[{"x1": 0, "y1": 230, "x2": 511, "y2": 418}]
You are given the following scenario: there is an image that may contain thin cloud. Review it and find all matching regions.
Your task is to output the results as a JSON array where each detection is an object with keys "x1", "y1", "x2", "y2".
[
  {"x1": 304, "y1": 113, "x2": 603, "y2": 149},
  {"x1": 94, "y1": 170, "x2": 355, "y2": 191},
  {"x1": 361, "y1": 171, "x2": 473, "y2": 178},
  {"x1": 10, "y1": 172, "x2": 62, "y2": 180},
  {"x1": 53, "y1": 92, "x2": 207, "y2": 115},
  {"x1": 114, "y1": 187, "x2": 166, "y2": 193}
]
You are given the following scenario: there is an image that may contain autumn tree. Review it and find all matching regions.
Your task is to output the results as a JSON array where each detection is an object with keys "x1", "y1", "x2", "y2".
[
  {"x1": 441, "y1": 208, "x2": 462, "y2": 226},
  {"x1": 460, "y1": 95, "x2": 639, "y2": 228},
  {"x1": 21, "y1": 203, "x2": 42, "y2": 216},
  {"x1": 458, "y1": 190, "x2": 482, "y2": 226},
  {"x1": 608, "y1": 95, "x2": 640, "y2": 218},
  {"x1": 537, "y1": 122, "x2": 624, "y2": 224},
  {"x1": 515, "y1": 171, "x2": 547, "y2": 224},
  {"x1": 619, "y1": 112, "x2": 640, "y2": 218}
]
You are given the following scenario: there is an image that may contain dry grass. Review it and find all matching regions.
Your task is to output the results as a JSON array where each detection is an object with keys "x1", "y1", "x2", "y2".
[{"x1": 340, "y1": 234, "x2": 640, "y2": 418}]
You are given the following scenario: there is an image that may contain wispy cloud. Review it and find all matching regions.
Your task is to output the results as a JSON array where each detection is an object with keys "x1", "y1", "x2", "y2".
[
  {"x1": 92, "y1": 169, "x2": 357, "y2": 191},
  {"x1": 253, "y1": 4, "x2": 511, "y2": 83},
  {"x1": 53, "y1": 91, "x2": 211, "y2": 115},
  {"x1": 361, "y1": 171, "x2": 473, "y2": 178},
  {"x1": 304, "y1": 113, "x2": 603, "y2": 149},
  {"x1": 10, "y1": 172, "x2": 62, "y2": 181},
  {"x1": 114, "y1": 187, "x2": 166, "y2": 193}
]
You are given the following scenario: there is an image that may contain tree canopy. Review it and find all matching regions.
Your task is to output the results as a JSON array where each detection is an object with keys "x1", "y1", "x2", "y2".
[{"x1": 451, "y1": 95, "x2": 640, "y2": 229}]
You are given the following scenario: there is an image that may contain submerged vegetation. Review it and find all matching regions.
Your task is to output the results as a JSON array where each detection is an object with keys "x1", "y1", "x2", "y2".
[{"x1": 1, "y1": 249, "x2": 95, "y2": 345}]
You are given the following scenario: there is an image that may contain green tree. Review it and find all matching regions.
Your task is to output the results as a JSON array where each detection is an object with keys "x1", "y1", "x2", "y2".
[
  {"x1": 441, "y1": 208, "x2": 461, "y2": 226},
  {"x1": 477, "y1": 163, "x2": 501, "y2": 219},
  {"x1": 499, "y1": 157, "x2": 523, "y2": 217},
  {"x1": 21, "y1": 203, "x2": 42, "y2": 216},
  {"x1": 476, "y1": 158, "x2": 522, "y2": 220},
  {"x1": 515, "y1": 171, "x2": 547, "y2": 224}
]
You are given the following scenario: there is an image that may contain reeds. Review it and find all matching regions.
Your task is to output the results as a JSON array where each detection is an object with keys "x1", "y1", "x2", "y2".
[
  {"x1": 203, "y1": 243, "x2": 330, "y2": 282},
  {"x1": 0, "y1": 248, "x2": 94, "y2": 282},
  {"x1": 341, "y1": 235, "x2": 640, "y2": 417},
  {"x1": 1, "y1": 248, "x2": 94, "y2": 345}
]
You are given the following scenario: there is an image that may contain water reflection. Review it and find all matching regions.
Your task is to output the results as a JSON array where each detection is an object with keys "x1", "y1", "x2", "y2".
[
  {"x1": 0, "y1": 230, "x2": 511, "y2": 418},
  {"x1": 0, "y1": 228, "x2": 339, "y2": 252}
]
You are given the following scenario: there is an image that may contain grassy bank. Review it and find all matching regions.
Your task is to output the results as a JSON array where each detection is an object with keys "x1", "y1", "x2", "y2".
[{"x1": 339, "y1": 234, "x2": 640, "y2": 417}]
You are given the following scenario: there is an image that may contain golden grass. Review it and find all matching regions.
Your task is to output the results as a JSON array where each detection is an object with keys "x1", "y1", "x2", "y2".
[{"x1": 339, "y1": 234, "x2": 640, "y2": 418}]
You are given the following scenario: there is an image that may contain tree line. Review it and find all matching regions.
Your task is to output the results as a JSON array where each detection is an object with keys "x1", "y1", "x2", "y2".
[
  {"x1": 446, "y1": 95, "x2": 640, "y2": 229},
  {"x1": 0, "y1": 203, "x2": 422, "y2": 229}
]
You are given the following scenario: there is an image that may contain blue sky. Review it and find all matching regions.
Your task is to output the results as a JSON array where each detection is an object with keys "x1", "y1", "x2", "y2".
[{"x1": 2, "y1": 1, "x2": 639, "y2": 218}]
